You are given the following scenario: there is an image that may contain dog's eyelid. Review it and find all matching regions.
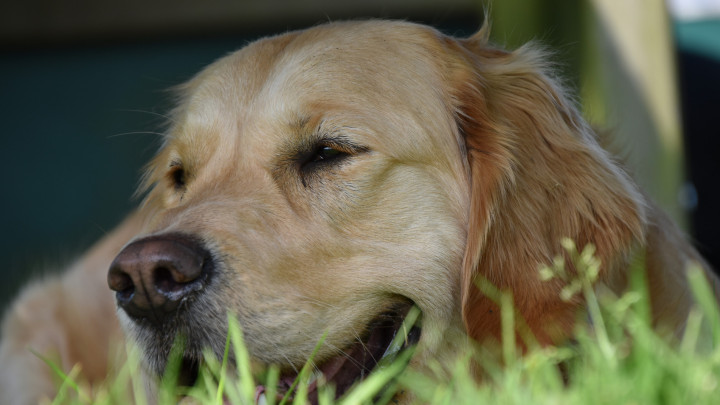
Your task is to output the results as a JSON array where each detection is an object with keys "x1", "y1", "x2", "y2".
[
  {"x1": 316, "y1": 136, "x2": 369, "y2": 155},
  {"x1": 305, "y1": 138, "x2": 368, "y2": 165},
  {"x1": 295, "y1": 137, "x2": 368, "y2": 188},
  {"x1": 316, "y1": 144, "x2": 345, "y2": 159},
  {"x1": 316, "y1": 140, "x2": 350, "y2": 156}
]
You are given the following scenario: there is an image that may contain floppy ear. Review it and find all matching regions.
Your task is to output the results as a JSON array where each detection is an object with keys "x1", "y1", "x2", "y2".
[{"x1": 448, "y1": 32, "x2": 647, "y2": 346}]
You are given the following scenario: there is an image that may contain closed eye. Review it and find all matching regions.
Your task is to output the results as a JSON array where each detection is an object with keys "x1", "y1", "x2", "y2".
[
  {"x1": 296, "y1": 138, "x2": 369, "y2": 187},
  {"x1": 309, "y1": 145, "x2": 349, "y2": 164},
  {"x1": 300, "y1": 139, "x2": 366, "y2": 172}
]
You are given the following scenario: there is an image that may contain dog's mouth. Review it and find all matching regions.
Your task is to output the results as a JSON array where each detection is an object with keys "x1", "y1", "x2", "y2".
[
  {"x1": 255, "y1": 306, "x2": 421, "y2": 404},
  {"x1": 167, "y1": 306, "x2": 420, "y2": 404},
  {"x1": 167, "y1": 306, "x2": 421, "y2": 403}
]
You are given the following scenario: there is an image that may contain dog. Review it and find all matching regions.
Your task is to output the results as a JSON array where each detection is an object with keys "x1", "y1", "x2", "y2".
[{"x1": 2, "y1": 20, "x2": 718, "y2": 404}]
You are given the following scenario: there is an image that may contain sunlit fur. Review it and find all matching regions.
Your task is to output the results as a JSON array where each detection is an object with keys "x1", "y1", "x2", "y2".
[{"x1": 1, "y1": 20, "x2": 718, "y2": 404}]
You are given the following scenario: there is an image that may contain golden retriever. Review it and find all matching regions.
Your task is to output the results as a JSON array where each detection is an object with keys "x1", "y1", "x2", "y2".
[{"x1": 1, "y1": 20, "x2": 718, "y2": 404}]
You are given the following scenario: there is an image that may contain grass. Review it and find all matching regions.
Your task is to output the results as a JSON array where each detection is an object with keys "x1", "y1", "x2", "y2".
[{"x1": 45, "y1": 241, "x2": 720, "y2": 404}]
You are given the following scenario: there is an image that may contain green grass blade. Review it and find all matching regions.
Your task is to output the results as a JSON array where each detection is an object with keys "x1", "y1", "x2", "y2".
[
  {"x1": 228, "y1": 314, "x2": 259, "y2": 403},
  {"x1": 500, "y1": 291, "x2": 516, "y2": 367},
  {"x1": 124, "y1": 343, "x2": 149, "y2": 405},
  {"x1": 50, "y1": 364, "x2": 83, "y2": 405},
  {"x1": 279, "y1": 331, "x2": 327, "y2": 405},
  {"x1": 216, "y1": 329, "x2": 232, "y2": 405},
  {"x1": 31, "y1": 349, "x2": 91, "y2": 404},
  {"x1": 263, "y1": 365, "x2": 281, "y2": 405},
  {"x1": 687, "y1": 263, "x2": 720, "y2": 346},
  {"x1": 340, "y1": 347, "x2": 414, "y2": 405}
]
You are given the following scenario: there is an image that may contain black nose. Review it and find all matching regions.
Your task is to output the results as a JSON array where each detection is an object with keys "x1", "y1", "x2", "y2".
[{"x1": 107, "y1": 234, "x2": 210, "y2": 323}]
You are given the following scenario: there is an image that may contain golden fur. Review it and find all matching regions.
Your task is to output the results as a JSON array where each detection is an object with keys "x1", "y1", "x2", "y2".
[{"x1": 1, "y1": 20, "x2": 718, "y2": 404}]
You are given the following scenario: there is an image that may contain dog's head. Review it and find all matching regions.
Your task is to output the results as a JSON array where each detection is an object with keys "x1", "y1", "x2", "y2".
[{"x1": 107, "y1": 21, "x2": 646, "y2": 399}]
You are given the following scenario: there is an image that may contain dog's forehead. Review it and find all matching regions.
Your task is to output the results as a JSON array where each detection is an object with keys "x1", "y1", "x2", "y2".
[{"x1": 171, "y1": 21, "x2": 459, "y2": 161}]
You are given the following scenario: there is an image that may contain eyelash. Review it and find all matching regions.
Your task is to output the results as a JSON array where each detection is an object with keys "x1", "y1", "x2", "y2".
[
  {"x1": 300, "y1": 138, "x2": 367, "y2": 171},
  {"x1": 298, "y1": 139, "x2": 367, "y2": 186}
]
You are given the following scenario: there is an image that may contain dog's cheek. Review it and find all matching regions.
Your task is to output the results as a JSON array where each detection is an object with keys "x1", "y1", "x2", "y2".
[{"x1": 322, "y1": 194, "x2": 466, "y2": 343}]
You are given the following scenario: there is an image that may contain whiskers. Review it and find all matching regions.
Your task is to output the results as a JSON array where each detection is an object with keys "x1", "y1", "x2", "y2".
[
  {"x1": 107, "y1": 108, "x2": 176, "y2": 139},
  {"x1": 284, "y1": 292, "x2": 371, "y2": 372},
  {"x1": 115, "y1": 108, "x2": 175, "y2": 123},
  {"x1": 107, "y1": 130, "x2": 166, "y2": 139}
]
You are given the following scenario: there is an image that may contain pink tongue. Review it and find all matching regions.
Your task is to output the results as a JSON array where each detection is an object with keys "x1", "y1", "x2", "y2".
[{"x1": 318, "y1": 349, "x2": 354, "y2": 382}]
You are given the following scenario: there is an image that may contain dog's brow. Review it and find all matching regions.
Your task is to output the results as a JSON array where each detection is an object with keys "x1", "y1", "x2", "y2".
[{"x1": 292, "y1": 115, "x2": 312, "y2": 130}]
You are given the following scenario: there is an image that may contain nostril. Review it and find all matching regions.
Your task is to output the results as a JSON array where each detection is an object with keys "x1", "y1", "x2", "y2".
[
  {"x1": 154, "y1": 266, "x2": 183, "y2": 295},
  {"x1": 108, "y1": 268, "x2": 135, "y2": 303},
  {"x1": 152, "y1": 263, "x2": 206, "y2": 303},
  {"x1": 117, "y1": 284, "x2": 135, "y2": 303}
]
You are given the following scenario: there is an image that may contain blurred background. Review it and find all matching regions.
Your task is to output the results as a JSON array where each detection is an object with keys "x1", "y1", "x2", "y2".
[{"x1": 1, "y1": 0, "x2": 719, "y2": 312}]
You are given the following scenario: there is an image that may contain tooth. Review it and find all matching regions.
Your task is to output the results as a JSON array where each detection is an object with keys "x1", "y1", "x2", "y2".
[{"x1": 307, "y1": 370, "x2": 323, "y2": 386}]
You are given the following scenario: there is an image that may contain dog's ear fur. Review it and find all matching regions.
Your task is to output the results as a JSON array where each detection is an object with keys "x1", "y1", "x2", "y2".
[{"x1": 447, "y1": 30, "x2": 647, "y2": 345}]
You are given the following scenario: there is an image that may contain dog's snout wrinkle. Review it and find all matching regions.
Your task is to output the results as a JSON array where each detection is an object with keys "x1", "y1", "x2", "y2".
[{"x1": 107, "y1": 234, "x2": 210, "y2": 324}]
